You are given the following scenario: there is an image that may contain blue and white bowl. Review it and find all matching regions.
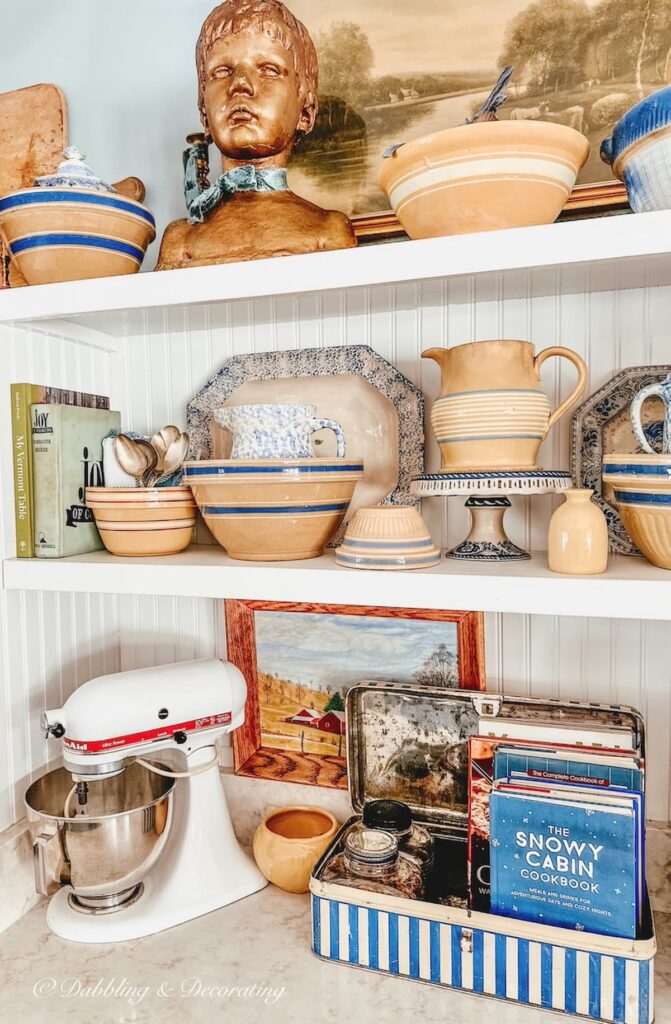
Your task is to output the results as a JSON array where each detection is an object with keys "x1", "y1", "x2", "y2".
[
  {"x1": 601, "y1": 86, "x2": 671, "y2": 213},
  {"x1": 602, "y1": 454, "x2": 671, "y2": 568},
  {"x1": 335, "y1": 506, "x2": 440, "y2": 570},
  {"x1": 0, "y1": 186, "x2": 156, "y2": 284},
  {"x1": 183, "y1": 458, "x2": 364, "y2": 561}
]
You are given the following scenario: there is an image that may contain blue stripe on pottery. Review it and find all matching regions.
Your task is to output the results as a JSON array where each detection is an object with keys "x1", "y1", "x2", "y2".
[
  {"x1": 368, "y1": 908, "x2": 378, "y2": 969},
  {"x1": 0, "y1": 189, "x2": 156, "y2": 226},
  {"x1": 343, "y1": 537, "x2": 433, "y2": 549},
  {"x1": 183, "y1": 462, "x2": 362, "y2": 476},
  {"x1": 435, "y1": 433, "x2": 544, "y2": 443},
  {"x1": 414, "y1": 470, "x2": 571, "y2": 481},
  {"x1": 603, "y1": 463, "x2": 671, "y2": 476},
  {"x1": 517, "y1": 938, "x2": 530, "y2": 1004},
  {"x1": 335, "y1": 552, "x2": 439, "y2": 567},
  {"x1": 203, "y1": 501, "x2": 348, "y2": 515},
  {"x1": 438, "y1": 388, "x2": 541, "y2": 400},
  {"x1": 614, "y1": 490, "x2": 671, "y2": 505},
  {"x1": 600, "y1": 86, "x2": 671, "y2": 166},
  {"x1": 10, "y1": 233, "x2": 144, "y2": 261}
]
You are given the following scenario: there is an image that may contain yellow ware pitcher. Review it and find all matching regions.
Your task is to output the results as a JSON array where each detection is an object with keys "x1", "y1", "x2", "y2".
[{"x1": 423, "y1": 340, "x2": 588, "y2": 472}]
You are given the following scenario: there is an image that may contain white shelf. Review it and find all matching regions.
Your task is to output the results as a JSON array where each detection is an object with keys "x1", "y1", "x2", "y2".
[
  {"x1": 2, "y1": 211, "x2": 671, "y2": 339},
  {"x1": 3, "y1": 546, "x2": 670, "y2": 620}
]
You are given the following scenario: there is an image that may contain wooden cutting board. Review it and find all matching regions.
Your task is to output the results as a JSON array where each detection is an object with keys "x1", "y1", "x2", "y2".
[{"x1": 0, "y1": 83, "x2": 68, "y2": 287}]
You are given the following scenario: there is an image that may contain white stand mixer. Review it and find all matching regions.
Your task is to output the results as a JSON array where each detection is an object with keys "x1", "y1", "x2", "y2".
[{"x1": 35, "y1": 658, "x2": 267, "y2": 942}]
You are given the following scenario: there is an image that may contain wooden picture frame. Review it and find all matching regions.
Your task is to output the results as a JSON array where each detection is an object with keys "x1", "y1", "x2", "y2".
[{"x1": 225, "y1": 600, "x2": 485, "y2": 789}]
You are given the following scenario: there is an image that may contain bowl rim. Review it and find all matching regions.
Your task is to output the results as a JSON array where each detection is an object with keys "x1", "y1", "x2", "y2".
[
  {"x1": 183, "y1": 458, "x2": 364, "y2": 469},
  {"x1": 380, "y1": 118, "x2": 590, "y2": 169},
  {"x1": 259, "y1": 805, "x2": 339, "y2": 842},
  {"x1": 24, "y1": 763, "x2": 176, "y2": 823}
]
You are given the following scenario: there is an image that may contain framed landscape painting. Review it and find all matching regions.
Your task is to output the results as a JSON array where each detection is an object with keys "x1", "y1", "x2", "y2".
[
  {"x1": 225, "y1": 600, "x2": 485, "y2": 789},
  {"x1": 285, "y1": 0, "x2": 671, "y2": 237}
]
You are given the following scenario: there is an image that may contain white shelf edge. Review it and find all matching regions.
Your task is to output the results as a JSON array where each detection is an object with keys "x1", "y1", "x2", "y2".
[
  {"x1": 4, "y1": 547, "x2": 670, "y2": 621},
  {"x1": 1, "y1": 210, "x2": 671, "y2": 328}
]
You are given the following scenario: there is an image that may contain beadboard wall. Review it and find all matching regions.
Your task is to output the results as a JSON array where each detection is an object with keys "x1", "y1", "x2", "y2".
[{"x1": 1, "y1": 274, "x2": 671, "y2": 836}]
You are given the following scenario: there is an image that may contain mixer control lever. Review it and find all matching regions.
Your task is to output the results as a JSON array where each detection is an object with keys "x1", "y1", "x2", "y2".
[
  {"x1": 40, "y1": 713, "x2": 65, "y2": 740},
  {"x1": 173, "y1": 730, "x2": 188, "y2": 744}
]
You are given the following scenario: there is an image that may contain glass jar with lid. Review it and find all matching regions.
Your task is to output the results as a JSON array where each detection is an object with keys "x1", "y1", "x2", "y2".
[
  {"x1": 351, "y1": 799, "x2": 435, "y2": 880},
  {"x1": 321, "y1": 828, "x2": 424, "y2": 899}
]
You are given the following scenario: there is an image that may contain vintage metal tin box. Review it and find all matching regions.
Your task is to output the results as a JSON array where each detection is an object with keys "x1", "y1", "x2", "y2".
[{"x1": 310, "y1": 682, "x2": 655, "y2": 1024}]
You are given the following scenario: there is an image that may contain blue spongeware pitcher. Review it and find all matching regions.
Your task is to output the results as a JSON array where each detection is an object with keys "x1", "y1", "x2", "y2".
[{"x1": 214, "y1": 403, "x2": 346, "y2": 459}]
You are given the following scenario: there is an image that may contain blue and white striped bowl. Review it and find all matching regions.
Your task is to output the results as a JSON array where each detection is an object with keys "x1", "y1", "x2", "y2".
[
  {"x1": 602, "y1": 454, "x2": 671, "y2": 568},
  {"x1": 601, "y1": 86, "x2": 671, "y2": 213},
  {"x1": 0, "y1": 187, "x2": 156, "y2": 284},
  {"x1": 335, "y1": 506, "x2": 440, "y2": 570},
  {"x1": 183, "y1": 458, "x2": 364, "y2": 561}
]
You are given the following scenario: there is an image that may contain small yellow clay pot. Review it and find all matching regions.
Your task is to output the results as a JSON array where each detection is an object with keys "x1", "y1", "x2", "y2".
[
  {"x1": 94, "y1": 518, "x2": 195, "y2": 557},
  {"x1": 547, "y1": 489, "x2": 608, "y2": 575},
  {"x1": 253, "y1": 806, "x2": 339, "y2": 894}
]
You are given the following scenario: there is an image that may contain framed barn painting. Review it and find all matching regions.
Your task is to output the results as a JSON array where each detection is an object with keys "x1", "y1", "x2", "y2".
[
  {"x1": 283, "y1": 0, "x2": 670, "y2": 237},
  {"x1": 224, "y1": 600, "x2": 485, "y2": 789}
]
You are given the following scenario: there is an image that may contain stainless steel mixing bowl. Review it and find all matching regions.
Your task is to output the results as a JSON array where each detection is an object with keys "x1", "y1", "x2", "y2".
[{"x1": 25, "y1": 763, "x2": 175, "y2": 902}]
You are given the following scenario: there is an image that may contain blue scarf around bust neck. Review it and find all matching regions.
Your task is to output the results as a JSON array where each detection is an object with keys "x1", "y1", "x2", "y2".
[{"x1": 187, "y1": 164, "x2": 289, "y2": 224}]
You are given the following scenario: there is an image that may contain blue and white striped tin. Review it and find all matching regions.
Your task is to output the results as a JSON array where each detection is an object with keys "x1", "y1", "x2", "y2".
[
  {"x1": 310, "y1": 890, "x2": 654, "y2": 1023},
  {"x1": 311, "y1": 683, "x2": 655, "y2": 1023}
]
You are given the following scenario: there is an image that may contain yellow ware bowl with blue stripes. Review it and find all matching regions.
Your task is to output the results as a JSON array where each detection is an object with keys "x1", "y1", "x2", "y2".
[
  {"x1": 0, "y1": 187, "x2": 156, "y2": 284},
  {"x1": 602, "y1": 454, "x2": 671, "y2": 568}
]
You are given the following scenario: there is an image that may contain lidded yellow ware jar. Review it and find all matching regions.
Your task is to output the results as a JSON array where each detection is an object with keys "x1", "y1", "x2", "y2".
[{"x1": 547, "y1": 488, "x2": 609, "y2": 575}]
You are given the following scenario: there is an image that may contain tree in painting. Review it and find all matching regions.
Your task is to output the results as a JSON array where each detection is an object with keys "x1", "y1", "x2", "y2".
[
  {"x1": 324, "y1": 690, "x2": 345, "y2": 712},
  {"x1": 500, "y1": 0, "x2": 592, "y2": 91},
  {"x1": 412, "y1": 644, "x2": 459, "y2": 689},
  {"x1": 316, "y1": 21, "x2": 374, "y2": 106}
]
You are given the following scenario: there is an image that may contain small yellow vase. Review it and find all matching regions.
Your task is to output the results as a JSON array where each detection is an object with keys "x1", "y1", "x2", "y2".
[
  {"x1": 547, "y1": 489, "x2": 608, "y2": 575},
  {"x1": 252, "y1": 806, "x2": 339, "y2": 894}
]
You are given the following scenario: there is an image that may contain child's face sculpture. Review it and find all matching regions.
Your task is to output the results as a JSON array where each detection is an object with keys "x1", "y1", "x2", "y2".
[{"x1": 203, "y1": 30, "x2": 310, "y2": 163}]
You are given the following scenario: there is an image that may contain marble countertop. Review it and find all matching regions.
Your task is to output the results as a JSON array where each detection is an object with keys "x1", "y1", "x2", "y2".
[{"x1": 1, "y1": 888, "x2": 669, "y2": 1024}]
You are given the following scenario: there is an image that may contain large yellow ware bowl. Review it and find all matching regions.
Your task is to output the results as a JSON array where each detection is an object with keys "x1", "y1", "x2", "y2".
[
  {"x1": 0, "y1": 187, "x2": 155, "y2": 284},
  {"x1": 602, "y1": 455, "x2": 671, "y2": 569},
  {"x1": 378, "y1": 120, "x2": 590, "y2": 238},
  {"x1": 183, "y1": 458, "x2": 363, "y2": 561}
]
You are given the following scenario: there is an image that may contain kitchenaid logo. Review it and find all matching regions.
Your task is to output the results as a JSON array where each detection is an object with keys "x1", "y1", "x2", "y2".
[{"x1": 33, "y1": 976, "x2": 286, "y2": 1006}]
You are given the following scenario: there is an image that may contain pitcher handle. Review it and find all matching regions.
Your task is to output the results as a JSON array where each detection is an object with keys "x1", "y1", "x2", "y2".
[
  {"x1": 310, "y1": 418, "x2": 346, "y2": 458},
  {"x1": 630, "y1": 377, "x2": 671, "y2": 454},
  {"x1": 534, "y1": 347, "x2": 588, "y2": 430}
]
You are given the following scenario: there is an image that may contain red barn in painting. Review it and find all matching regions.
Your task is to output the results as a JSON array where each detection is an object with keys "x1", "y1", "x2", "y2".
[
  {"x1": 284, "y1": 707, "x2": 321, "y2": 726},
  {"x1": 318, "y1": 710, "x2": 346, "y2": 734}
]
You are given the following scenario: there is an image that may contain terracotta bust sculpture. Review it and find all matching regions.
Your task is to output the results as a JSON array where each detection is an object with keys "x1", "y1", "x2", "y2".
[{"x1": 157, "y1": 0, "x2": 356, "y2": 269}]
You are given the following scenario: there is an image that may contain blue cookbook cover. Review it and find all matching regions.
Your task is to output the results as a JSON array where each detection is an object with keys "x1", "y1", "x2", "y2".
[
  {"x1": 494, "y1": 746, "x2": 643, "y2": 792},
  {"x1": 490, "y1": 788, "x2": 638, "y2": 938}
]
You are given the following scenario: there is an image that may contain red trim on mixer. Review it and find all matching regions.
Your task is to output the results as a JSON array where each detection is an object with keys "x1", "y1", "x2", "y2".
[{"x1": 63, "y1": 712, "x2": 233, "y2": 752}]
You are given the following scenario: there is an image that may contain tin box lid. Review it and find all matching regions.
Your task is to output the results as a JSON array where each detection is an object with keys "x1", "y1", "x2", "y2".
[{"x1": 345, "y1": 681, "x2": 644, "y2": 832}]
